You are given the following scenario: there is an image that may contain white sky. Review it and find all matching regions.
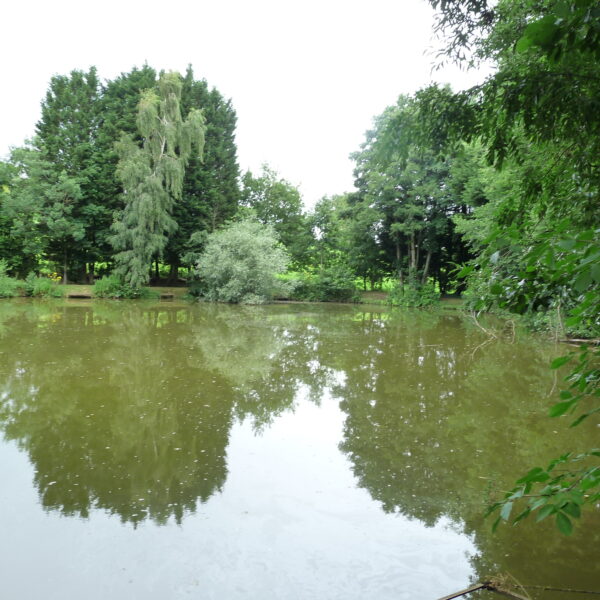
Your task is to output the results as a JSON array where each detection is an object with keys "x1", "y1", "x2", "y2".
[{"x1": 1, "y1": 0, "x2": 489, "y2": 208}]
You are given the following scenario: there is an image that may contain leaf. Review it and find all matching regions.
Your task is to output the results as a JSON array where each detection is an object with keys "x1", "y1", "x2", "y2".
[
  {"x1": 576, "y1": 229, "x2": 594, "y2": 242},
  {"x1": 562, "y1": 502, "x2": 581, "y2": 519},
  {"x1": 549, "y1": 399, "x2": 576, "y2": 417},
  {"x1": 509, "y1": 488, "x2": 524, "y2": 500},
  {"x1": 530, "y1": 497, "x2": 548, "y2": 511},
  {"x1": 517, "y1": 467, "x2": 550, "y2": 484},
  {"x1": 550, "y1": 355, "x2": 572, "y2": 369},
  {"x1": 574, "y1": 269, "x2": 593, "y2": 292},
  {"x1": 557, "y1": 239, "x2": 577, "y2": 250},
  {"x1": 556, "y1": 512, "x2": 573, "y2": 535},
  {"x1": 491, "y1": 515, "x2": 502, "y2": 533},
  {"x1": 500, "y1": 501, "x2": 513, "y2": 521},
  {"x1": 570, "y1": 407, "x2": 600, "y2": 427},
  {"x1": 520, "y1": 15, "x2": 560, "y2": 49},
  {"x1": 536, "y1": 504, "x2": 556, "y2": 522},
  {"x1": 513, "y1": 507, "x2": 532, "y2": 524},
  {"x1": 515, "y1": 35, "x2": 534, "y2": 53},
  {"x1": 580, "y1": 471, "x2": 600, "y2": 491},
  {"x1": 457, "y1": 264, "x2": 475, "y2": 278}
]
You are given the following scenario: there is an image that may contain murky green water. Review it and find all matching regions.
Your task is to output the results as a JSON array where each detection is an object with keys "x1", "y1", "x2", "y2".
[{"x1": 0, "y1": 300, "x2": 597, "y2": 599}]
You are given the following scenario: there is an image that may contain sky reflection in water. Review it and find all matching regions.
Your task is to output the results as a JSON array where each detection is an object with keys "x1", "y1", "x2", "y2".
[{"x1": 0, "y1": 301, "x2": 597, "y2": 599}]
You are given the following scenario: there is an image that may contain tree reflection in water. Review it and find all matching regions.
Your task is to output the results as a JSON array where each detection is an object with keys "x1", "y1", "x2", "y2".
[{"x1": 0, "y1": 302, "x2": 598, "y2": 591}]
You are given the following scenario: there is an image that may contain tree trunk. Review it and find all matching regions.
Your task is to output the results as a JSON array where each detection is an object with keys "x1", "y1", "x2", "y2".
[
  {"x1": 62, "y1": 248, "x2": 68, "y2": 285},
  {"x1": 168, "y1": 260, "x2": 179, "y2": 284},
  {"x1": 154, "y1": 259, "x2": 160, "y2": 281},
  {"x1": 87, "y1": 262, "x2": 95, "y2": 284},
  {"x1": 396, "y1": 240, "x2": 403, "y2": 285},
  {"x1": 409, "y1": 233, "x2": 417, "y2": 280},
  {"x1": 421, "y1": 250, "x2": 432, "y2": 285}
]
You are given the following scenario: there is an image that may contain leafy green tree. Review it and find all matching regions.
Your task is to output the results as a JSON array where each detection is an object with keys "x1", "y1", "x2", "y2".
[
  {"x1": 241, "y1": 165, "x2": 311, "y2": 267},
  {"x1": 310, "y1": 194, "x2": 386, "y2": 289},
  {"x1": 111, "y1": 72, "x2": 206, "y2": 288},
  {"x1": 425, "y1": 0, "x2": 600, "y2": 531},
  {"x1": 164, "y1": 66, "x2": 240, "y2": 280},
  {"x1": 195, "y1": 219, "x2": 293, "y2": 304},
  {"x1": 4, "y1": 145, "x2": 85, "y2": 281},
  {"x1": 350, "y1": 96, "x2": 471, "y2": 293},
  {"x1": 0, "y1": 160, "x2": 25, "y2": 275},
  {"x1": 35, "y1": 67, "x2": 105, "y2": 281}
]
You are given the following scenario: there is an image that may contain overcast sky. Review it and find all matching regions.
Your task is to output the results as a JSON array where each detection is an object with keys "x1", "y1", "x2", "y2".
[{"x1": 1, "y1": 0, "x2": 489, "y2": 208}]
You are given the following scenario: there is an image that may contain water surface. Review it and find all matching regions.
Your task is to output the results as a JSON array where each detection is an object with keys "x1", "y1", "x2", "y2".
[{"x1": 0, "y1": 300, "x2": 597, "y2": 599}]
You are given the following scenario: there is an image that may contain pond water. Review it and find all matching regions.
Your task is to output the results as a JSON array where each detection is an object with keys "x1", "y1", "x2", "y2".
[{"x1": 0, "y1": 300, "x2": 597, "y2": 599}]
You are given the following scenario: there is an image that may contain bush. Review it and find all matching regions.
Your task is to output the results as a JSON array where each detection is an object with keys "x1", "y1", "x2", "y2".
[
  {"x1": 93, "y1": 274, "x2": 155, "y2": 299},
  {"x1": 0, "y1": 276, "x2": 20, "y2": 298},
  {"x1": 0, "y1": 260, "x2": 22, "y2": 298},
  {"x1": 196, "y1": 220, "x2": 293, "y2": 304},
  {"x1": 292, "y1": 265, "x2": 359, "y2": 302},
  {"x1": 23, "y1": 273, "x2": 63, "y2": 298},
  {"x1": 388, "y1": 282, "x2": 440, "y2": 308},
  {"x1": 186, "y1": 279, "x2": 206, "y2": 298}
]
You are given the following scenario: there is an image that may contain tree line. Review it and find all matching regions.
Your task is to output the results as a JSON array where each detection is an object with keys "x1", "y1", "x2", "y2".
[
  {"x1": 0, "y1": 0, "x2": 597, "y2": 533},
  {"x1": 0, "y1": 65, "x2": 239, "y2": 284},
  {"x1": 0, "y1": 62, "x2": 488, "y2": 299}
]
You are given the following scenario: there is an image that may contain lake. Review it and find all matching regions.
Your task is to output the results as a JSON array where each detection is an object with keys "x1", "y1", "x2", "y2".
[{"x1": 0, "y1": 300, "x2": 597, "y2": 599}]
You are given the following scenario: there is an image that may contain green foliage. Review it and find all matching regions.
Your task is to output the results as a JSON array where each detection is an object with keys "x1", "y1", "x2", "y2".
[
  {"x1": 92, "y1": 274, "x2": 154, "y2": 299},
  {"x1": 35, "y1": 67, "x2": 106, "y2": 281},
  {"x1": 111, "y1": 71, "x2": 207, "y2": 288},
  {"x1": 241, "y1": 165, "x2": 311, "y2": 268},
  {"x1": 427, "y1": 0, "x2": 600, "y2": 534},
  {"x1": 195, "y1": 220, "x2": 293, "y2": 304},
  {"x1": 2, "y1": 64, "x2": 239, "y2": 283},
  {"x1": 0, "y1": 275, "x2": 21, "y2": 298},
  {"x1": 292, "y1": 265, "x2": 359, "y2": 303},
  {"x1": 4, "y1": 145, "x2": 85, "y2": 281},
  {"x1": 388, "y1": 282, "x2": 440, "y2": 308},
  {"x1": 350, "y1": 95, "x2": 473, "y2": 293},
  {"x1": 164, "y1": 66, "x2": 241, "y2": 278},
  {"x1": 487, "y1": 450, "x2": 600, "y2": 536},
  {"x1": 186, "y1": 279, "x2": 206, "y2": 298},
  {"x1": 23, "y1": 274, "x2": 63, "y2": 298}
]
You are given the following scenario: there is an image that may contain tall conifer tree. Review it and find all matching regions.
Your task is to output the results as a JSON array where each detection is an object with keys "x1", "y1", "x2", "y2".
[{"x1": 35, "y1": 67, "x2": 102, "y2": 281}]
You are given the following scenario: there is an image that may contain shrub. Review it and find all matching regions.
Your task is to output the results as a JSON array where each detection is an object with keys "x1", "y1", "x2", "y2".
[
  {"x1": 186, "y1": 279, "x2": 206, "y2": 298},
  {"x1": 196, "y1": 220, "x2": 293, "y2": 304},
  {"x1": 93, "y1": 274, "x2": 155, "y2": 299},
  {"x1": 293, "y1": 265, "x2": 359, "y2": 302},
  {"x1": 0, "y1": 260, "x2": 21, "y2": 298},
  {"x1": 0, "y1": 276, "x2": 20, "y2": 298},
  {"x1": 388, "y1": 282, "x2": 440, "y2": 308},
  {"x1": 23, "y1": 273, "x2": 63, "y2": 298}
]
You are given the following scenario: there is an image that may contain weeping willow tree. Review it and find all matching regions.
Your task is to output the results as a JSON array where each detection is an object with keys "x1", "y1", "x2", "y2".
[{"x1": 111, "y1": 72, "x2": 206, "y2": 287}]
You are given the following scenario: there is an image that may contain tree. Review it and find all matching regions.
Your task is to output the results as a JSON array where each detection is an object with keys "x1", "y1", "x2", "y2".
[
  {"x1": 241, "y1": 165, "x2": 312, "y2": 267},
  {"x1": 163, "y1": 66, "x2": 240, "y2": 280},
  {"x1": 350, "y1": 95, "x2": 472, "y2": 293},
  {"x1": 35, "y1": 67, "x2": 104, "y2": 281},
  {"x1": 195, "y1": 219, "x2": 293, "y2": 304},
  {"x1": 0, "y1": 160, "x2": 25, "y2": 275},
  {"x1": 4, "y1": 145, "x2": 84, "y2": 282},
  {"x1": 110, "y1": 72, "x2": 206, "y2": 288},
  {"x1": 425, "y1": 0, "x2": 600, "y2": 532}
]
